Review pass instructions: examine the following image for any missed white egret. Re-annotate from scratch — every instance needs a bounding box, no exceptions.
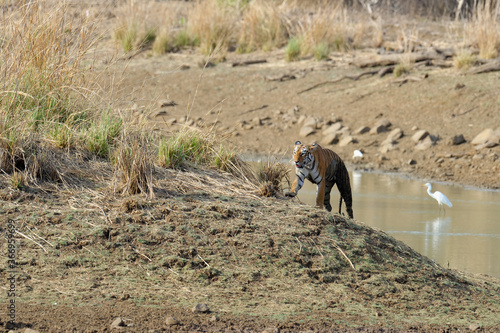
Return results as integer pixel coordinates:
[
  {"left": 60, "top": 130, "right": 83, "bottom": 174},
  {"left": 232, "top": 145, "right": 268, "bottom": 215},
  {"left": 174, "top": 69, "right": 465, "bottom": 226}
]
[
  {"left": 423, "top": 183, "right": 452, "bottom": 214},
  {"left": 353, "top": 150, "right": 363, "bottom": 159}
]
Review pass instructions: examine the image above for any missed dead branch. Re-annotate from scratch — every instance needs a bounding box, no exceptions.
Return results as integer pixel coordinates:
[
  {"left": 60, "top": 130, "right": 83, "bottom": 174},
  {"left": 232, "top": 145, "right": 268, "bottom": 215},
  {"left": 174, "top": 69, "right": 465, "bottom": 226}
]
[
  {"left": 354, "top": 52, "right": 445, "bottom": 68},
  {"left": 297, "top": 69, "right": 379, "bottom": 94},
  {"left": 239, "top": 104, "right": 268, "bottom": 115},
  {"left": 265, "top": 74, "right": 296, "bottom": 82},
  {"left": 465, "top": 60, "right": 500, "bottom": 75},
  {"left": 390, "top": 73, "right": 429, "bottom": 86},
  {"left": 232, "top": 59, "right": 267, "bottom": 67}
]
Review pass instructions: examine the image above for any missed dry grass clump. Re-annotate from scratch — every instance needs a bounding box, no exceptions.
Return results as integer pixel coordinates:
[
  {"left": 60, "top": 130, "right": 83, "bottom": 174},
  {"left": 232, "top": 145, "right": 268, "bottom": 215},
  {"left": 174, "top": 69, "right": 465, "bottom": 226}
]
[
  {"left": 157, "top": 128, "right": 243, "bottom": 174},
  {"left": 255, "top": 157, "right": 290, "bottom": 197},
  {"left": 187, "top": 0, "right": 236, "bottom": 57},
  {"left": 0, "top": 2, "right": 121, "bottom": 184},
  {"left": 113, "top": 1, "right": 165, "bottom": 52},
  {"left": 113, "top": 136, "right": 154, "bottom": 197},
  {"left": 454, "top": 49, "right": 477, "bottom": 70},
  {"left": 466, "top": 1, "right": 500, "bottom": 59},
  {"left": 237, "top": 0, "right": 288, "bottom": 53}
]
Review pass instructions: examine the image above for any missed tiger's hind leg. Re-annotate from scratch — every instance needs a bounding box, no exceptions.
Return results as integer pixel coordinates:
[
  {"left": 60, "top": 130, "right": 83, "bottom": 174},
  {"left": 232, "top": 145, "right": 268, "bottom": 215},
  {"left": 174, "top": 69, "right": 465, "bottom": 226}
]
[
  {"left": 323, "top": 181, "right": 335, "bottom": 212},
  {"left": 336, "top": 173, "right": 353, "bottom": 218},
  {"left": 337, "top": 181, "right": 353, "bottom": 218}
]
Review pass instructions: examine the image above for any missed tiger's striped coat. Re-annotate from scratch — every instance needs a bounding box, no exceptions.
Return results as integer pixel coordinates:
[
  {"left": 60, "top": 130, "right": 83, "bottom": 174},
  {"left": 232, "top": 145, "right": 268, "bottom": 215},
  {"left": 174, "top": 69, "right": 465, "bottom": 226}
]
[{"left": 286, "top": 141, "right": 354, "bottom": 218}]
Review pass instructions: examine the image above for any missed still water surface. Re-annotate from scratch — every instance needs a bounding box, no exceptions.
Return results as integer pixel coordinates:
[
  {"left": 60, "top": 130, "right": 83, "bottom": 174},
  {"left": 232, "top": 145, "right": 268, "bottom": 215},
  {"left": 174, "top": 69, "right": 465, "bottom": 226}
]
[{"left": 295, "top": 170, "right": 500, "bottom": 279}]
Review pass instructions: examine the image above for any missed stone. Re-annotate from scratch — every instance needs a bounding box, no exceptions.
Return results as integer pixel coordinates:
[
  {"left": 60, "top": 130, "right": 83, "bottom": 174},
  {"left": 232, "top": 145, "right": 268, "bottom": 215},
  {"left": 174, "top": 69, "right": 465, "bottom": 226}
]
[
  {"left": 322, "top": 122, "right": 343, "bottom": 135},
  {"left": 297, "top": 114, "right": 307, "bottom": 124},
  {"left": 158, "top": 99, "right": 177, "bottom": 107},
  {"left": 242, "top": 124, "right": 253, "bottom": 130},
  {"left": 386, "top": 128, "right": 403, "bottom": 141},
  {"left": 302, "top": 117, "right": 317, "bottom": 128},
  {"left": 24, "top": 329, "right": 41, "bottom": 333},
  {"left": 166, "top": 118, "right": 177, "bottom": 126},
  {"left": 252, "top": 117, "right": 262, "bottom": 126},
  {"left": 369, "top": 118, "right": 391, "bottom": 134},
  {"left": 192, "top": 303, "right": 210, "bottom": 313},
  {"left": 287, "top": 105, "right": 299, "bottom": 115},
  {"left": 411, "top": 130, "right": 429, "bottom": 143},
  {"left": 354, "top": 126, "right": 370, "bottom": 135},
  {"left": 469, "top": 323, "right": 480, "bottom": 331},
  {"left": 321, "top": 133, "right": 340, "bottom": 145},
  {"left": 471, "top": 128, "right": 494, "bottom": 145},
  {"left": 111, "top": 317, "right": 126, "bottom": 328},
  {"left": 165, "top": 316, "right": 179, "bottom": 326},
  {"left": 299, "top": 126, "right": 315, "bottom": 137},
  {"left": 379, "top": 142, "right": 397, "bottom": 153},
  {"left": 408, "top": 159, "right": 417, "bottom": 165},
  {"left": 338, "top": 136, "right": 355, "bottom": 147},
  {"left": 209, "top": 315, "right": 219, "bottom": 322},
  {"left": 450, "top": 134, "right": 466, "bottom": 145},
  {"left": 414, "top": 136, "right": 434, "bottom": 150}
]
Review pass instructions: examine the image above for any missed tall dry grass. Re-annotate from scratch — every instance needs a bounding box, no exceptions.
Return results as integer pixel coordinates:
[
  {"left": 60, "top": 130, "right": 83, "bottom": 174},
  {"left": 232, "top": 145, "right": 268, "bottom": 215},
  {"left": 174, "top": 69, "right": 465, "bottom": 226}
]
[
  {"left": 237, "top": 0, "right": 289, "bottom": 52},
  {"left": 467, "top": 1, "right": 500, "bottom": 59},
  {"left": 187, "top": 0, "right": 236, "bottom": 57},
  {"left": 0, "top": 1, "right": 107, "bottom": 182}
]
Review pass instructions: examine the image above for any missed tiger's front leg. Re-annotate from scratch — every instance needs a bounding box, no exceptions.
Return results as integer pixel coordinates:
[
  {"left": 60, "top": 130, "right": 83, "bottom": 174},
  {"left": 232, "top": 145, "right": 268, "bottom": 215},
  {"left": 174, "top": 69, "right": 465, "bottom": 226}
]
[
  {"left": 315, "top": 180, "right": 326, "bottom": 209},
  {"left": 286, "top": 177, "right": 301, "bottom": 197}
]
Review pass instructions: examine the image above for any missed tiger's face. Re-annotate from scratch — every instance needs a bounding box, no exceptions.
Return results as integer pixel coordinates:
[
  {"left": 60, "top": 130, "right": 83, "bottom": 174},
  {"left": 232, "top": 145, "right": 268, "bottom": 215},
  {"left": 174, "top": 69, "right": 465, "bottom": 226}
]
[{"left": 292, "top": 141, "right": 314, "bottom": 169}]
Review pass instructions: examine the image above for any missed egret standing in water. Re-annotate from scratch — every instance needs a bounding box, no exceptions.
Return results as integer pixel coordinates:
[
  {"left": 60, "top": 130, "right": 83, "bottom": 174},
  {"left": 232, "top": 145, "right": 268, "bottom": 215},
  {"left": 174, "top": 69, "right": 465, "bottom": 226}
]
[{"left": 423, "top": 183, "right": 453, "bottom": 214}]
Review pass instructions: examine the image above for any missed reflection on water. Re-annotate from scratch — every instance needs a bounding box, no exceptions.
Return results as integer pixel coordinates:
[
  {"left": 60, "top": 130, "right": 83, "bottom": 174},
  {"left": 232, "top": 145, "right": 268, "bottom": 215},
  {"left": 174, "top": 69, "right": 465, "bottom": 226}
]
[{"left": 295, "top": 170, "right": 500, "bottom": 279}]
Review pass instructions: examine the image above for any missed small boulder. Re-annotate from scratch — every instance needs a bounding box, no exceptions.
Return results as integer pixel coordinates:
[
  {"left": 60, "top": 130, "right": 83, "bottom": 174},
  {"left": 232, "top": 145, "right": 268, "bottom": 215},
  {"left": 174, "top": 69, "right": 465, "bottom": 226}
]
[
  {"left": 414, "top": 136, "right": 434, "bottom": 150},
  {"left": 252, "top": 117, "right": 262, "bottom": 126},
  {"left": 411, "top": 130, "right": 429, "bottom": 143},
  {"left": 322, "top": 122, "right": 343, "bottom": 136},
  {"left": 450, "top": 134, "right": 466, "bottom": 145},
  {"left": 302, "top": 117, "right": 317, "bottom": 128},
  {"left": 321, "top": 133, "right": 340, "bottom": 145},
  {"left": 297, "top": 114, "right": 307, "bottom": 124},
  {"left": 111, "top": 317, "right": 126, "bottom": 329},
  {"left": 192, "top": 303, "right": 210, "bottom": 313},
  {"left": 379, "top": 142, "right": 397, "bottom": 153},
  {"left": 165, "top": 316, "right": 179, "bottom": 326},
  {"left": 471, "top": 128, "right": 493, "bottom": 145},
  {"left": 471, "top": 128, "right": 500, "bottom": 146},
  {"left": 469, "top": 323, "right": 480, "bottom": 331},
  {"left": 369, "top": 118, "right": 391, "bottom": 134},
  {"left": 299, "top": 126, "right": 315, "bottom": 137},
  {"left": 339, "top": 136, "right": 356, "bottom": 147},
  {"left": 158, "top": 99, "right": 177, "bottom": 108},
  {"left": 387, "top": 128, "right": 404, "bottom": 141},
  {"left": 354, "top": 126, "right": 370, "bottom": 135}
]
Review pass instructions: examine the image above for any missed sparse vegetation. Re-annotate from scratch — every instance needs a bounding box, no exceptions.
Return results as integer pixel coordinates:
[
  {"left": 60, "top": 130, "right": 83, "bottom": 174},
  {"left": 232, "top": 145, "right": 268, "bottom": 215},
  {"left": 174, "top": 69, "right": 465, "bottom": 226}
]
[
  {"left": 285, "top": 38, "right": 302, "bottom": 62},
  {"left": 394, "top": 62, "right": 411, "bottom": 77},
  {"left": 255, "top": 157, "right": 290, "bottom": 197},
  {"left": 467, "top": 0, "right": 500, "bottom": 59},
  {"left": 454, "top": 49, "right": 477, "bottom": 70}
]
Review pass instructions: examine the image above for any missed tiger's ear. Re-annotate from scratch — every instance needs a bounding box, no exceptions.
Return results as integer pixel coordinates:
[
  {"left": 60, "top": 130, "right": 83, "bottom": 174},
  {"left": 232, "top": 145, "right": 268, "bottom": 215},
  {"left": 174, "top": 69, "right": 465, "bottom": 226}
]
[
  {"left": 310, "top": 142, "right": 319, "bottom": 151},
  {"left": 295, "top": 141, "right": 302, "bottom": 145}
]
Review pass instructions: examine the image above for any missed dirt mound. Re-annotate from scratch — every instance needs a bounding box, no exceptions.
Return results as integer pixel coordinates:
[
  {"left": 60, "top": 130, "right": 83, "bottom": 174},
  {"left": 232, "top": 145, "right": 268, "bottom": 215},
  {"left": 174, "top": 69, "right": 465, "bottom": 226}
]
[{"left": 1, "top": 164, "right": 499, "bottom": 332}]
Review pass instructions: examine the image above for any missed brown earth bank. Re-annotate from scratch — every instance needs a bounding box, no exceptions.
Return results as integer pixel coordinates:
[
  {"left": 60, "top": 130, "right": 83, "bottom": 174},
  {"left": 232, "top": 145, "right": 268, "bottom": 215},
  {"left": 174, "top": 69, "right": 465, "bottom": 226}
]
[
  {"left": 2, "top": 2, "right": 500, "bottom": 332},
  {"left": 1, "top": 165, "right": 500, "bottom": 333}
]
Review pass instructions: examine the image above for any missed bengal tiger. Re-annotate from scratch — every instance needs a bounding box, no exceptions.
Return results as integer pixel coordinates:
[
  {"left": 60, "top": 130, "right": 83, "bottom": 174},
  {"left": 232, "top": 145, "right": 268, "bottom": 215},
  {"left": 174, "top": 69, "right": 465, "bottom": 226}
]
[{"left": 285, "top": 141, "right": 354, "bottom": 218}]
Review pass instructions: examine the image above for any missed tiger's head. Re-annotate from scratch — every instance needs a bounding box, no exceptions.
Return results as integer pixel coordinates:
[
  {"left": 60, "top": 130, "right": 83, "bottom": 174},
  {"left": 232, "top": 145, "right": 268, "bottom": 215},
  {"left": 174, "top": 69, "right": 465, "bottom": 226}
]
[{"left": 292, "top": 141, "right": 316, "bottom": 169}]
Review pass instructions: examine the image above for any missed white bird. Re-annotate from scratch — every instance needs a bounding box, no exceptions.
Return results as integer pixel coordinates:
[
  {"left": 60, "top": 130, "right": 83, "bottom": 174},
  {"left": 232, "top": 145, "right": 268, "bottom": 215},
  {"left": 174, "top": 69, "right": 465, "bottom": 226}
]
[
  {"left": 423, "top": 183, "right": 452, "bottom": 214},
  {"left": 353, "top": 150, "right": 363, "bottom": 159}
]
